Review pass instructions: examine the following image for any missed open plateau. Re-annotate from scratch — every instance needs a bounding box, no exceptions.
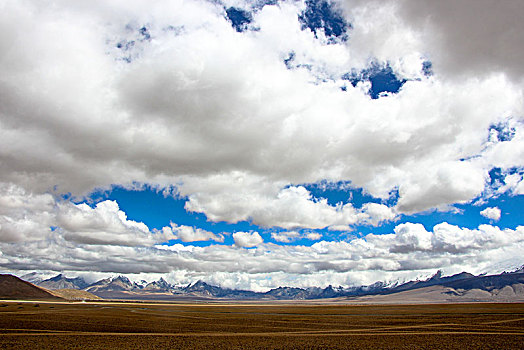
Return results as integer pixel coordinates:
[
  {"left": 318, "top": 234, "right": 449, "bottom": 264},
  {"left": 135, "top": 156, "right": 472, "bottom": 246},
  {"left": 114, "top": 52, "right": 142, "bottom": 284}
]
[
  {"left": 0, "top": 300, "right": 523, "bottom": 349},
  {"left": 1, "top": 271, "right": 524, "bottom": 348}
]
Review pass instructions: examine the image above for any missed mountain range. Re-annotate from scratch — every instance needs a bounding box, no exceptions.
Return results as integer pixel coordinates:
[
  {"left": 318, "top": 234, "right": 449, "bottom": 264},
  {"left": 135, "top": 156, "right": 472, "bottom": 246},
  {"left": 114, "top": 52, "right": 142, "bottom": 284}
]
[
  {"left": 12, "top": 266, "right": 523, "bottom": 302},
  {"left": 38, "top": 274, "right": 89, "bottom": 290}
]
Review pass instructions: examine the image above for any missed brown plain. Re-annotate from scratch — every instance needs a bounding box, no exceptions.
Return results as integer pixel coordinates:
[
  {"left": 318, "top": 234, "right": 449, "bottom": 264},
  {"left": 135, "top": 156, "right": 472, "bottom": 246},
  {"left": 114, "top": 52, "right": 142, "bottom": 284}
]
[{"left": 0, "top": 301, "right": 523, "bottom": 349}]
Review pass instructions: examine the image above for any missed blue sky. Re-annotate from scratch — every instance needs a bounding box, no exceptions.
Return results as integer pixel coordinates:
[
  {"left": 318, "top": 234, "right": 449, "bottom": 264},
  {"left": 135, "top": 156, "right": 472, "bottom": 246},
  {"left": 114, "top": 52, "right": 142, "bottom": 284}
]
[
  {"left": 86, "top": 177, "right": 524, "bottom": 248},
  {"left": 1, "top": 0, "right": 524, "bottom": 290}
]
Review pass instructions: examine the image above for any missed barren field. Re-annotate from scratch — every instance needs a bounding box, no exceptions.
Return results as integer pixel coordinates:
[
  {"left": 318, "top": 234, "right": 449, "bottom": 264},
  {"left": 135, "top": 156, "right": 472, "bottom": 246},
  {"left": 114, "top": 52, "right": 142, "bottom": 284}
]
[{"left": 0, "top": 301, "right": 523, "bottom": 349}]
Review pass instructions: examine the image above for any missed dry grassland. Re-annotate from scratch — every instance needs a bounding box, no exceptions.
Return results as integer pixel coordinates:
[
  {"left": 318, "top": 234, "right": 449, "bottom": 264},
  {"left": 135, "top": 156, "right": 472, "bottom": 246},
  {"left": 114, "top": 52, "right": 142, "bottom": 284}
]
[{"left": 0, "top": 301, "right": 523, "bottom": 349}]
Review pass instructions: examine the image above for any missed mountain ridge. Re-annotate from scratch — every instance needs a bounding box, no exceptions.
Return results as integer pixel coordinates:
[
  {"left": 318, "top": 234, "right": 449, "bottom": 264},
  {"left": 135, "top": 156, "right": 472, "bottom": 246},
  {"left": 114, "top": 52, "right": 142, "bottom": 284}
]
[
  {"left": 38, "top": 274, "right": 89, "bottom": 290},
  {"left": 15, "top": 268, "right": 524, "bottom": 301}
]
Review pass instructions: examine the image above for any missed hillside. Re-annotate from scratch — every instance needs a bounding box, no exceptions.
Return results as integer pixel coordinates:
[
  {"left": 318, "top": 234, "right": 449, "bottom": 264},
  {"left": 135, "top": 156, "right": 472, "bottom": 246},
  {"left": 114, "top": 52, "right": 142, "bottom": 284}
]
[
  {"left": 346, "top": 283, "right": 524, "bottom": 304},
  {"left": 49, "top": 289, "right": 101, "bottom": 301},
  {"left": 0, "top": 274, "right": 62, "bottom": 300}
]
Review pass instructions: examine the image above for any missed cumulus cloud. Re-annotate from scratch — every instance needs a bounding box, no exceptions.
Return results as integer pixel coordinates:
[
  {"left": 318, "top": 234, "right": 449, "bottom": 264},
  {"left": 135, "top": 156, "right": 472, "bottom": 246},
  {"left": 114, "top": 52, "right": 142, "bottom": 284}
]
[
  {"left": 270, "top": 230, "right": 323, "bottom": 243},
  {"left": 0, "top": 0, "right": 521, "bottom": 224},
  {"left": 480, "top": 207, "right": 502, "bottom": 221},
  {"left": 305, "top": 232, "right": 323, "bottom": 240},
  {"left": 0, "top": 183, "right": 55, "bottom": 242},
  {"left": 498, "top": 173, "right": 524, "bottom": 195},
  {"left": 344, "top": 0, "right": 524, "bottom": 82},
  {"left": 185, "top": 184, "right": 398, "bottom": 230},
  {"left": 233, "top": 231, "right": 263, "bottom": 248},
  {"left": 0, "top": 183, "right": 220, "bottom": 246},
  {"left": 509, "top": 175, "right": 524, "bottom": 195},
  {"left": 483, "top": 122, "right": 524, "bottom": 172},
  {"left": 271, "top": 231, "right": 301, "bottom": 243},
  {"left": 55, "top": 200, "right": 223, "bottom": 245},
  {"left": 396, "top": 161, "right": 487, "bottom": 214},
  {"left": 396, "top": 0, "right": 524, "bottom": 82},
  {"left": 168, "top": 224, "right": 224, "bottom": 243},
  {"left": 359, "top": 202, "right": 397, "bottom": 226},
  {"left": 56, "top": 200, "right": 174, "bottom": 246}
]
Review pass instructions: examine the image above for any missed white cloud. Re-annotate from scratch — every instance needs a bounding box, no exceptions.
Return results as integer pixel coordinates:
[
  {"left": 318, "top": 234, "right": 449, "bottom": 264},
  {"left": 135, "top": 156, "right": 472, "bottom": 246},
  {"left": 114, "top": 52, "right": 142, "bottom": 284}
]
[
  {"left": 271, "top": 231, "right": 300, "bottom": 243},
  {"left": 0, "top": 183, "right": 219, "bottom": 246},
  {"left": 516, "top": 180, "right": 524, "bottom": 195},
  {"left": 496, "top": 173, "right": 523, "bottom": 195},
  {"left": 271, "top": 230, "right": 322, "bottom": 243},
  {"left": 233, "top": 231, "right": 263, "bottom": 248},
  {"left": 168, "top": 224, "right": 224, "bottom": 243},
  {"left": 0, "top": 0, "right": 521, "bottom": 226},
  {"left": 0, "top": 183, "right": 55, "bottom": 242},
  {"left": 390, "top": 223, "right": 433, "bottom": 252},
  {"left": 305, "top": 232, "right": 322, "bottom": 241},
  {"left": 503, "top": 173, "right": 524, "bottom": 195},
  {"left": 56, "top": 200, "right": 174, "bottom": 246},
  {"left": 3, "top": 220, "right": 524, "bottom": 290},
  {"left": 396, "top": 161, "right": 487, "bottom": 214},
  {"left": 359, "top": 203, "right": 397, "bottom": 226},
  {"left": 185, "top": 183, "right": 399, "bottom": 230},
  {"left": 480, "top": 207, "right": 502, "bottom": 221},
  {"left": 483, "top": 123, "right": 524, "bottom": 171}
]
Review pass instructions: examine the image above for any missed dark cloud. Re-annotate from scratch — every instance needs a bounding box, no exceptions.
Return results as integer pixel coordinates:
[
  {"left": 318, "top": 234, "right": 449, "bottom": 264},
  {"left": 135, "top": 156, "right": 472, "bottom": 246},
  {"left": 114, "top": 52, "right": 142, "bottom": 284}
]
[{"left": 397, "top": 0, "right": 524, "bottom": 81}]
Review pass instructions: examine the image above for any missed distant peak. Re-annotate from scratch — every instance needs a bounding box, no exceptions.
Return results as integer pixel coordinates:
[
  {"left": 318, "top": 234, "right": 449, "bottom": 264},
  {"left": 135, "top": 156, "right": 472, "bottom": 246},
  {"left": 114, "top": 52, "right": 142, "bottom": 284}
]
[
  {"left": 51, "top": 273, "right": 64, "bottom": 281},
  {"left": 113, "top": 275, "right": 131, "bottom": 283},
  {"left": 511, "top": 265, "right": 524, "bottom": 274},
  {"left": 455, "top": 272, "right": 474, "bottom": 277},
  {"left": 429, "top": 270, "right": 442, "bottom": 280}
]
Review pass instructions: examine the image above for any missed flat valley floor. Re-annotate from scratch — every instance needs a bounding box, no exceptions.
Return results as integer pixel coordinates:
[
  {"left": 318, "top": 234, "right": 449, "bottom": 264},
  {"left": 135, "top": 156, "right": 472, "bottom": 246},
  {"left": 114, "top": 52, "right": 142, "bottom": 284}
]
[{"left": 0, "top": 301, "right": 523, "bottom": 349}]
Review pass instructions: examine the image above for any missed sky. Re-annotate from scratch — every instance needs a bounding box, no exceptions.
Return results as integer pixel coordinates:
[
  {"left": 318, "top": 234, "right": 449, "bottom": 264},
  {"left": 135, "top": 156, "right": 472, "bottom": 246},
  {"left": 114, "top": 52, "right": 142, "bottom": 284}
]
[{"left": 0, "top": 0, "right": 524, "bottom": 291}]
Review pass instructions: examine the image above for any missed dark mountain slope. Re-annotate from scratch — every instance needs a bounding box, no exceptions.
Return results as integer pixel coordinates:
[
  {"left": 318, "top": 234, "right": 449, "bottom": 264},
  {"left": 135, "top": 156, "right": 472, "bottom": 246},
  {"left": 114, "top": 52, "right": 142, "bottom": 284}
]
[
  {"left": 442, "top": 272, "right": 524, "bottom": 290},
  {"left": 0, "top": 274, "right": 62, "bottom": 300}
]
